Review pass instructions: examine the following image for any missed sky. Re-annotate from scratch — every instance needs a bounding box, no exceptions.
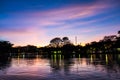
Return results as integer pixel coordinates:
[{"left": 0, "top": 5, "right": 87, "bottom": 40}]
[{"left": 0, "top": 0, "right": 120, "bottom": 47}]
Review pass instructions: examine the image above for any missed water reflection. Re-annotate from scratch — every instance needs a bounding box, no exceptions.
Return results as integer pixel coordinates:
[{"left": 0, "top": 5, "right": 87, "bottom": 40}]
[
  {"left": 0, "top": 56, "right": 11, "bottom": 75},
  {"left": 0, "top": 53, "right": 120, "bottom": 80},
  {"left": 50, "top": 54, "right": 74, "bottom": 75}
]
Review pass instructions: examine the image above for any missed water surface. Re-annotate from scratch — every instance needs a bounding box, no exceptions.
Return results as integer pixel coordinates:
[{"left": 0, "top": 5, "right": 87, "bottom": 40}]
[{"left": 0, "top": 54, "right": 120, "bottom": 80}]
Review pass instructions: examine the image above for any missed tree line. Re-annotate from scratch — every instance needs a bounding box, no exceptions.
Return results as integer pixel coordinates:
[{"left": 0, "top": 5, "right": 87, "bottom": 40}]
[{"left": 0, "top": 30, "right": 120, "bottom": 56}]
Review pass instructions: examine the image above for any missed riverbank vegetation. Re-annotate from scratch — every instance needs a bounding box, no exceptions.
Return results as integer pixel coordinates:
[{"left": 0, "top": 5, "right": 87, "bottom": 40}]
[{"left": 0, "top": 31, "right": 120, "bottom": 57}]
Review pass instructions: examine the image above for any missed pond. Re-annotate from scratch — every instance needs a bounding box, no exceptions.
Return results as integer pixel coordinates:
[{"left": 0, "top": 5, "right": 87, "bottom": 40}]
[{"left": 0, "top": 54, "right": 120, "bottom": 80}]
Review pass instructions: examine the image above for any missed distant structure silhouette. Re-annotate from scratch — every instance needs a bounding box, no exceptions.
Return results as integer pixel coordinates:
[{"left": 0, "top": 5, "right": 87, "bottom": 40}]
[{"left": 75, "top": 36, "right": 77, "bottom": 45}]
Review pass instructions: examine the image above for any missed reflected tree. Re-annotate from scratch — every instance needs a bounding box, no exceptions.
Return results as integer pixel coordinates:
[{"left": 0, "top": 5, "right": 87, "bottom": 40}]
[{"left": 0, "top": 57, "right": 11, "bottom": 70}]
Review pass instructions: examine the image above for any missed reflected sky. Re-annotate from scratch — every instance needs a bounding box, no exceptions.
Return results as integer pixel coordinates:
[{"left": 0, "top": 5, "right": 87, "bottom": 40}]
[
  {"left": 0, "top": 54, "right": 120, "bottom": 80},
  {"left": 0, "top": 0, "right": 120, "bottom": 46}
]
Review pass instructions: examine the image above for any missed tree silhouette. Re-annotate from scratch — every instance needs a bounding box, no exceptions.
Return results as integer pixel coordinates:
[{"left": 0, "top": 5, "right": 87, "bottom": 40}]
[
  {"left": 62, "top": 37, "right": 71, "bottom": 45},
  {"left": 50, "top": 37, "right": 63, "bottom": 47},
  {"left": 0, "top": 41, "right": 13, "bottom": 53},
  {"left": 118, "top": 30, "right": 120, "bottom": 34},
  {"left": 62, "top": 37, "right": 69, "bottom": 41},
  {"left": 118, "top": 30, "right": 120, "bottom": 37},
  {"left": 49, "top": 37, "right": 72, "bottom": 48}
]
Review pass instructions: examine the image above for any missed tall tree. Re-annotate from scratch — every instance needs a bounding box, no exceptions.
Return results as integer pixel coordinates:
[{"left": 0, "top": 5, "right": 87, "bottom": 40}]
[
  {"left": 0, "top": 40, "right": 13, "bottom": 53},
  {"left": 50, "top": 37, "right": 62, "bottom": 47},
  {"left": 62, "top": 37, "right": 71, "bottom": 45},
  {"left": 118, "top": 30, "right": 120, "bottom": 37}
]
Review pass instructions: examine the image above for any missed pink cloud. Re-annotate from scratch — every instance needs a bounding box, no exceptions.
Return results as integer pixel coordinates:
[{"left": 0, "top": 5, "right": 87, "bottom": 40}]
[
  {"left": 41, "top": 1, "right": 113, "bottom": 20},
  {"left": 9, "top": 0, "right": 114, "bottom": 22},
  {"left": 1, "top": 0, "right": 119, "bottom": 47},
  {"left": 3, "top": 0, "right": 115, "bottom": 31},
  {"left": 0, "top": 27, "right": 48, "bottom": 47}
]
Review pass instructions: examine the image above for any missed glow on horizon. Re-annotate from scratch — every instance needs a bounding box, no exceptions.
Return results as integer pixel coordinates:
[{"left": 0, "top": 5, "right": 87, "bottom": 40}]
[{"left": 0, "top": 0, "right": 120, "bottom": 47}]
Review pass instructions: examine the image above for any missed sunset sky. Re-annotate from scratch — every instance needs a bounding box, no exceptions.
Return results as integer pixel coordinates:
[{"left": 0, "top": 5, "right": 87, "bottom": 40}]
[{"left": 0, "top": 0, "right": 120, "bottom": 47}]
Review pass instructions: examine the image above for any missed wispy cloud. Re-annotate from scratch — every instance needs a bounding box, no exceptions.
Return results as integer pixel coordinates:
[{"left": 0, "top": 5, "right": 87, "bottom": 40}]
[
  {"left": 0, "top": 27, "right": 47, "bottom": 46},
  {"left": 30, "top": 2, "right": 112, "bottom": 21},
  {"left": 0, "top": 0, "right": 120, "bottom": 46}
]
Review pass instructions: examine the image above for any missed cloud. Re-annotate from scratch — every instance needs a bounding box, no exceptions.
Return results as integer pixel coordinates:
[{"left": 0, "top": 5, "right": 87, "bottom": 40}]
[
  {"left": 1, "top": 0, "right": 117, "bottom": 30},
  {"left": 38, "top": 0, "right": 116, "bottom": 20},
  {"left": 0, "top": 0, "right": 120, "bottom": 46},
  {"left": 3, "top": 0, "right": 115, "bottom": 22},
  {"left": 0, "top": 27, "right": 48, "bottom": 47}
]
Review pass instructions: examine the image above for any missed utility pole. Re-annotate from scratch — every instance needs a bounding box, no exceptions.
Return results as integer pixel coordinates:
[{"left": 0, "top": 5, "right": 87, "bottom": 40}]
[{"left": 75, "top": 36, "right": 77, "bottom": 45}]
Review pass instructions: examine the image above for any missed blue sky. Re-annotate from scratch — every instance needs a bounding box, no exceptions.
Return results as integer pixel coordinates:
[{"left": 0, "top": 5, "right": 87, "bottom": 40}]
[{"left": 0, "top": 0, "right": 120, "bottom": 47}]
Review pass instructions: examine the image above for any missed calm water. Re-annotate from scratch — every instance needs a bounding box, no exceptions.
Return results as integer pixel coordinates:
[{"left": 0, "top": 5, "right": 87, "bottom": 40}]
[{"left": 0, "top": 54, "right": 120, "bottom": 80}]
